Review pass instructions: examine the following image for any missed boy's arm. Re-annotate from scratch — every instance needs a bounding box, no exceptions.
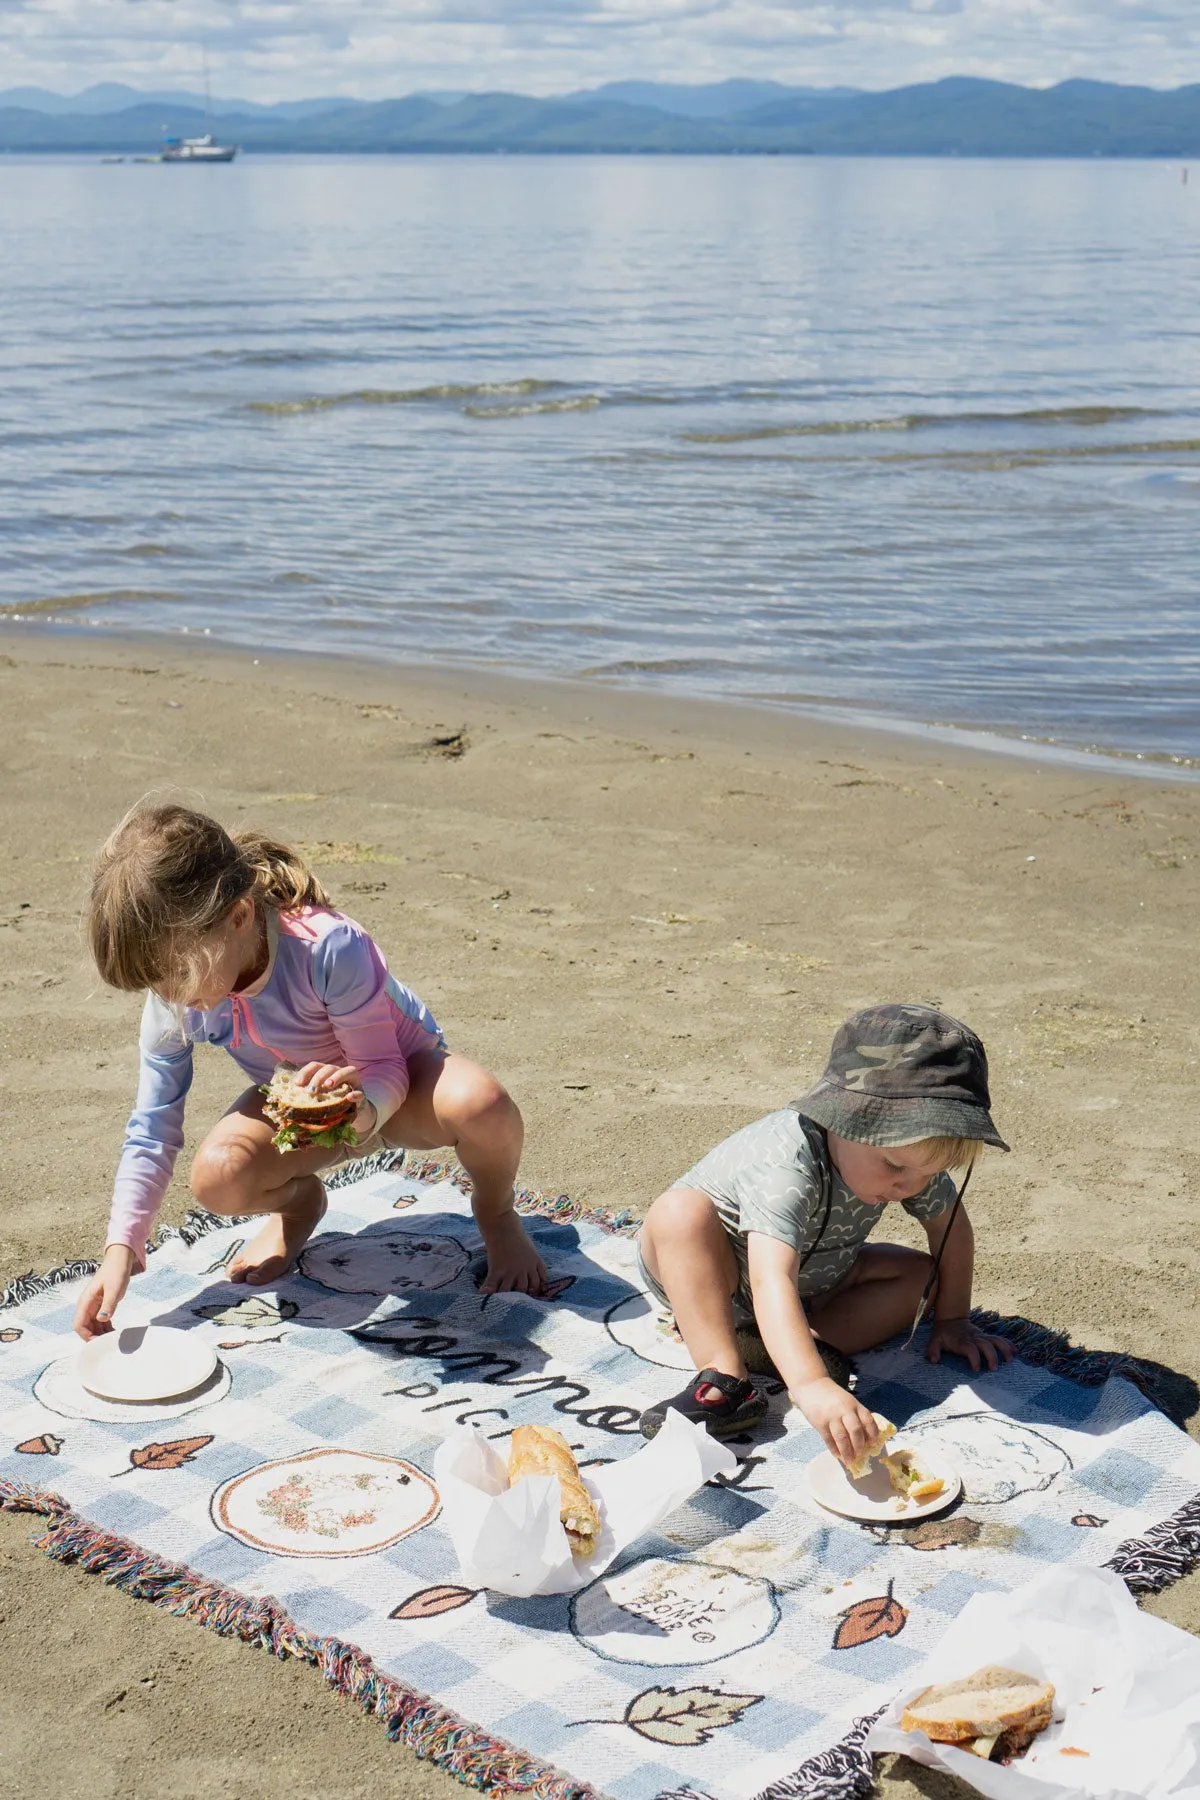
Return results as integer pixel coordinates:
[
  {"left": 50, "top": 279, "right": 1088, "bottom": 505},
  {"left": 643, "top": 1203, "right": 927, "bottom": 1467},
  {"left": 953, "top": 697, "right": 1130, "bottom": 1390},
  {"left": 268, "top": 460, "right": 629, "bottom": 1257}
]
[
  {"left": 746, "top": 1232, "right": 880, "bottom": 1465},
  {"left": 921, "top": 1204, "right": 1014, "bottom": 1372}
]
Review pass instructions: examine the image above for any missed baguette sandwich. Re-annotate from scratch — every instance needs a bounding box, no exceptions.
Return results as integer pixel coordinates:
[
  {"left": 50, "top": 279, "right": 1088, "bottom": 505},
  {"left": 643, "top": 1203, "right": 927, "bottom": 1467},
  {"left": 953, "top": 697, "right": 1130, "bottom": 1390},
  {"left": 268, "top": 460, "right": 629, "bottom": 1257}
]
[
  {"left": 901, "top": 1666, "right": 1055, "bottom": 1763},
  {"left": 261, "top": 1066, "right": 359, "bottom": 1153},
  {"left": 507, "top": 1424, "right": 601, "bottom": 1558}
]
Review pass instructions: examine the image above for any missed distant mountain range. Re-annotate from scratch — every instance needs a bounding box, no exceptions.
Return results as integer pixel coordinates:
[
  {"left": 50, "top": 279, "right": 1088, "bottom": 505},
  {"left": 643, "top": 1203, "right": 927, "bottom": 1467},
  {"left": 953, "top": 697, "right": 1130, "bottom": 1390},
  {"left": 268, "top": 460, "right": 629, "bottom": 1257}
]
[{"left": 0, "top": 77, "right": 1195, "bottom": 156}]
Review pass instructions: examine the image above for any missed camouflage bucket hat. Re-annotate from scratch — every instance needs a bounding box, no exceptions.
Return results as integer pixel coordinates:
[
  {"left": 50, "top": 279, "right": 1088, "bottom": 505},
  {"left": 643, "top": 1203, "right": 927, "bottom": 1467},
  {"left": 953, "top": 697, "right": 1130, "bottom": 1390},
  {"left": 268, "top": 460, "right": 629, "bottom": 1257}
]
[{"left": 795, "top": 1002, "right": 1009, "bottom": 1151}]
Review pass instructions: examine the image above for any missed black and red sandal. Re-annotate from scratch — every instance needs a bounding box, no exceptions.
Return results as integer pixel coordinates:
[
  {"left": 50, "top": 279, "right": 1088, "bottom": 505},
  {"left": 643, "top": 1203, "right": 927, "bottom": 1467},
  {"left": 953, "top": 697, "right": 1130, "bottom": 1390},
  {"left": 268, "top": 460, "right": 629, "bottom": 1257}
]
[{"left": 639, "top": 1367, "right": 769, "bottom": 1441}]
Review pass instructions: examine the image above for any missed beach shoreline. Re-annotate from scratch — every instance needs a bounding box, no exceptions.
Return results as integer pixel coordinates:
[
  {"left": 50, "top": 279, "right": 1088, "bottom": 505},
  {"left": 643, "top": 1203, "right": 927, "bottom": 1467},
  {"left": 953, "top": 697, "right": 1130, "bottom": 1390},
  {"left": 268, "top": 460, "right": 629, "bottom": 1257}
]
[
  {"left": 5, "top": 620, "right": 1199, "bottom": 785},
  {"left": 2, "top": 628, "right": 1198, "bottom": 1800}
]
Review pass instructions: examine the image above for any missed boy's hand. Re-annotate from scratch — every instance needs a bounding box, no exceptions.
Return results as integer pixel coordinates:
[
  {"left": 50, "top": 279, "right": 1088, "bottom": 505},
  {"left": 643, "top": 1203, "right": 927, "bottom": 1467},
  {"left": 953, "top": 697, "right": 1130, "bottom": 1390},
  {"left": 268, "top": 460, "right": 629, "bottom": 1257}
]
[
  {"left": 478, "top": 1210, "right": 548, "bottom": 1296},
  {"left": 927, "top": 1316, "right": 1014, "bottom": 1372},
  {"left": 74, "top": 1244, "right": 137, "bottom": 1340},
  {"left": 793, "top": 1376, "right": 880, "bottom": 1466}
]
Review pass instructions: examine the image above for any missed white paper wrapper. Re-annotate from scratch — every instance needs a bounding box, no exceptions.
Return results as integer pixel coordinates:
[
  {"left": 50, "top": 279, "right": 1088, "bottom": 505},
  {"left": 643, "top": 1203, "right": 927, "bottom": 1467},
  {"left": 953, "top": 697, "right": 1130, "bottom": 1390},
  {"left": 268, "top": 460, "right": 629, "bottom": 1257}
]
[
  {"left": 432, "top": 1407, "right": 739, "bottom": 1597},
  {"left": 867, "top": 1565, "right": 1200, "bottom": 1800}
]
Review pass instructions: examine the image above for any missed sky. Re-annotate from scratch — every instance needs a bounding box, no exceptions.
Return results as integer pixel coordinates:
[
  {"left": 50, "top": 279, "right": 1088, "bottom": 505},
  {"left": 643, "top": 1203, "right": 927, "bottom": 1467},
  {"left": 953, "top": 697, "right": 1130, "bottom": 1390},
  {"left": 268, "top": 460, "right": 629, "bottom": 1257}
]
[{"left": 1, "top": 0, "right": 1195, "bottom": 101}]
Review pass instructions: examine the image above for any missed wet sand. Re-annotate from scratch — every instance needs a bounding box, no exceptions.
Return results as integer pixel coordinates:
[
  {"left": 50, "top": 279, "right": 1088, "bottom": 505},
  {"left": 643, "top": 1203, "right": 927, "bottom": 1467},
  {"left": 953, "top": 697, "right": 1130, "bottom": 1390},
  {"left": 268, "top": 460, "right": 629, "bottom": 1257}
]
[{"left": 1, "top": 630, "right": 1197, "bottom": 1800}]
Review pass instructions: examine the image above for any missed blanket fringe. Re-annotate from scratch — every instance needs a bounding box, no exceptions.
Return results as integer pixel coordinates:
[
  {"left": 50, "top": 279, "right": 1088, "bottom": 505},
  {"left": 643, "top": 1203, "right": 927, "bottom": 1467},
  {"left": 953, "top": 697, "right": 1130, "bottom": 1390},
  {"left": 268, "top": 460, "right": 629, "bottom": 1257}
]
[
  {"left": 0, "top": 1479, "right": 599, "bottom": 1800},
  {"left": 752, "top": 1710, "right": 881, "bottom": 1800},
  {"left": 969, "top": 1307, "right": 1186, "bottom": 1415},
  {"left": 1106, "top": 1491, "right": 1200, "bottom": 1595}
]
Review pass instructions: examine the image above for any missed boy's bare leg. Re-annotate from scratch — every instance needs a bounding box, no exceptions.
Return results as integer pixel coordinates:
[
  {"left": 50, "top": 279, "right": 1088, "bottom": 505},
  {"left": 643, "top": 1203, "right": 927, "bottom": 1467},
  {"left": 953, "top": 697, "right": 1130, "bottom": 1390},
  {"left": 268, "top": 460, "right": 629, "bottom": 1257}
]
[
  {"left": 639, "top": 1186, "right": 745, "bottom": 1387},
  {"left": 380, "top": 1049, "right": 539, "bottom": 1294},
  {"left": 806, "top": 1244, "right": 936, "bottom": 1355},
  {"left": 190, "top": 1089, "right": 335, "bottom": 1285}
]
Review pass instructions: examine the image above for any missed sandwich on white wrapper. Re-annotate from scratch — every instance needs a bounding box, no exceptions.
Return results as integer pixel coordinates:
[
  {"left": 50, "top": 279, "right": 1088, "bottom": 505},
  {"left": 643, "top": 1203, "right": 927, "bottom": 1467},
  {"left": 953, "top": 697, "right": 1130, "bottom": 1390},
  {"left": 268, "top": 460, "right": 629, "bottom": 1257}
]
[{"left": 901, "top": 1665, "right": 1056, "bottom": 1763}]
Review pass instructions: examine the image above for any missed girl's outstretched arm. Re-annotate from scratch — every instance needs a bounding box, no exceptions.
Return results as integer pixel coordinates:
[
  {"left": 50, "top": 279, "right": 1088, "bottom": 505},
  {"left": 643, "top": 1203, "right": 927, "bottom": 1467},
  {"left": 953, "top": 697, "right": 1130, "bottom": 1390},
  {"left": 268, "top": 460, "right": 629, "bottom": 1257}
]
[{"left": 75, "top": 996, "right": 195, "bottom": 1338}]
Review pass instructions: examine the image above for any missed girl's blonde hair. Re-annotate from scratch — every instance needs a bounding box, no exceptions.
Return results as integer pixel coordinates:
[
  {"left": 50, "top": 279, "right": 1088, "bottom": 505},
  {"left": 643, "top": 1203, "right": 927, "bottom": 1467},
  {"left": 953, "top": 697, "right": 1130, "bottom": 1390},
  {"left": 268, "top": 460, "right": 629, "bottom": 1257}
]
[{"left": 88, "top": 802, "right": 330, "bottom": 997}]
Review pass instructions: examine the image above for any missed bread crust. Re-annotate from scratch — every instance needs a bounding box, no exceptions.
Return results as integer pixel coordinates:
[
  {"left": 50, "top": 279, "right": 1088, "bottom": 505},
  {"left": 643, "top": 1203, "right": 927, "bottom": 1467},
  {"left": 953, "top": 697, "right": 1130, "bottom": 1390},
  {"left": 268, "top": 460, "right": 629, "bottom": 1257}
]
[
  {"left": 844, "top": 1413, "right": 896, "bottom": 1479},
  {"left": 901, "top": 1667, "right": 1055, "bottom": 1744},
  {"left": 507, "top": 1423, "right": 601, "bottom": 1557}
]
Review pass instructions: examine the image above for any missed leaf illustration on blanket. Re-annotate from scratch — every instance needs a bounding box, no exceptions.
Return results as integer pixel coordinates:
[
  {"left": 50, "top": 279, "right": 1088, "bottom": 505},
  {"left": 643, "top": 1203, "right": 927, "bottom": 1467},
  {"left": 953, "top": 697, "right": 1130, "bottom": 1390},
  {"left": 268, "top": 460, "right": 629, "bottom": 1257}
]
[
  {"left": 390, "top": 1584, "right": 479, "bottom": 1619},
  {"left": 899, "top": 1515, "right": 982, "bottom": 1552},
  {"left": 0, "top": 1327, "right": 23, "bottom": 1343},
  {"left": 16, "top": 1433, "right": 62, "bottom": 1455},
  {"left": 540, "top": 1276, "right": 576, "bottom": 1301},
  {"left": 833, "top": 1581, "right": 907, "bottom": 1650},
  {"left": 1073, "top": 1513, "right": 1108, "bottom": 1528},
  {"left": 625, "top": 1686, "right": 763, "bottom": 1746},
  {"left": 203, "top": 1238, "right": 245, "bottom": 1274},
  {"left": 193, "top": 1295, "right": 299, "bottom": 1329},
  {"left": 120, "top": 1434, "right": 214, "bottom": 1474}
]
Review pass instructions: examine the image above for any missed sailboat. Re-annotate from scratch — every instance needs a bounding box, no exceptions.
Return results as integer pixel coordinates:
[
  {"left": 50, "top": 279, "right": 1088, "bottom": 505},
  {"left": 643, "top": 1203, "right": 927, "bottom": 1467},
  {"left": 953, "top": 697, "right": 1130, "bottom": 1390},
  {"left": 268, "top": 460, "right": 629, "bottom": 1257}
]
[{"left": 161, "top": 49, "right": 238, "bottom": 161}]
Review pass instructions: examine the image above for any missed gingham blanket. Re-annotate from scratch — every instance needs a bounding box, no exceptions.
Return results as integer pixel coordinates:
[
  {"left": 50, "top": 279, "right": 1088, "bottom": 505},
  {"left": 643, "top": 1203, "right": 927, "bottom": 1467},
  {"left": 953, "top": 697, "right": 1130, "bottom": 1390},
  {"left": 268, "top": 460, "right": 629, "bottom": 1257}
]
[{"left": 2, "top": 1158, "right": 1199, "bottom": 1800}]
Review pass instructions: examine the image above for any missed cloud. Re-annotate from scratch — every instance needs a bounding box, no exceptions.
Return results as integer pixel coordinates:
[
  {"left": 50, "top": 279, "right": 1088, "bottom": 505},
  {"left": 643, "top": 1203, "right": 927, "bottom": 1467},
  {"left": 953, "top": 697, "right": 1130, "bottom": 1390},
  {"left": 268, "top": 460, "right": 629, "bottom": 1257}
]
[{"left": 1, "top": 0, "right": 1196, "bottom": 98}]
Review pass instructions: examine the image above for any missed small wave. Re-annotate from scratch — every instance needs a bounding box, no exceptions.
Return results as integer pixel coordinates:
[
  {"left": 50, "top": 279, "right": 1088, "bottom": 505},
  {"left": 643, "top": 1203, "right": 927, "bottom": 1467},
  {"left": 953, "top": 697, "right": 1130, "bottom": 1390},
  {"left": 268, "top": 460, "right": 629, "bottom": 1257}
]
[
  {"left": 119, "top": 542, "right": 175, "bottom": 559},
  {"left": 464, "top": 395, "right": 600, "bottom": 419},
  {"left": 682, "top": 404, "right": 1168, "bottom": 446},
  {"left": 249, "top": 379, "right": 560, "bottom": 416},
  {"left": 0, "top": 589, "right": 181, "bottom": 616},
  {"left": 578, "top": 657, "right": 733, "bottom": 676}
]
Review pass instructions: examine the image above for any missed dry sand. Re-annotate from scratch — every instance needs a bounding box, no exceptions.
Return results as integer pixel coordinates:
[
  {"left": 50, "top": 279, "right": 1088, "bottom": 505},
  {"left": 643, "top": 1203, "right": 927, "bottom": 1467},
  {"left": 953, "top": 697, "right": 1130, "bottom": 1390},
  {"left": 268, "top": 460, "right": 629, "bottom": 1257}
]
[{"left": 1, "top": 630, "right": 1197, "bottom": 1800}]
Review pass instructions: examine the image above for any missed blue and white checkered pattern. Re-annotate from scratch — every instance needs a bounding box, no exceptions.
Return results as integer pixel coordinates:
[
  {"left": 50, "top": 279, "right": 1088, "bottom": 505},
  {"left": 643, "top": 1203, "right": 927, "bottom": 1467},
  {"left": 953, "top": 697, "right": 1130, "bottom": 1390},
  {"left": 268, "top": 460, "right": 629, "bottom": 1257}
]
[{"left": 2, "top": 1167, "right": 1199, "bottom": 1800}]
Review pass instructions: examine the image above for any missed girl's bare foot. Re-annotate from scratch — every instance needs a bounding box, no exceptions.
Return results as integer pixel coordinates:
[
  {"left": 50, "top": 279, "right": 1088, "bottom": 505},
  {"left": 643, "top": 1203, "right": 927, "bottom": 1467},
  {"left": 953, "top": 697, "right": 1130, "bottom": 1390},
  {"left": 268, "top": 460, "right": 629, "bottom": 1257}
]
[{"left": 229, "top": 1178, "right": 326, "bottom": 1285}]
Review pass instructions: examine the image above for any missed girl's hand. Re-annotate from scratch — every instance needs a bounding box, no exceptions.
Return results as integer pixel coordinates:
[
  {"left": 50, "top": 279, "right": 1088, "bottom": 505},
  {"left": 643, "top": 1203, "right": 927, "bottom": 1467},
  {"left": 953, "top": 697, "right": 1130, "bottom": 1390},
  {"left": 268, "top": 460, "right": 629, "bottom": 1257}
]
[
  {"left": 927, "top": 1316, "right": 1014, "bottom": 1372},
  {"left": 792, "top": 1376, "right": 881, "bottom": 1466},
  {"left": 296, "top": 1061, "right": 363, "bottom": 1099},
  {"left": 74, "top": 1244, "right": 137, "bottom": 1341}
]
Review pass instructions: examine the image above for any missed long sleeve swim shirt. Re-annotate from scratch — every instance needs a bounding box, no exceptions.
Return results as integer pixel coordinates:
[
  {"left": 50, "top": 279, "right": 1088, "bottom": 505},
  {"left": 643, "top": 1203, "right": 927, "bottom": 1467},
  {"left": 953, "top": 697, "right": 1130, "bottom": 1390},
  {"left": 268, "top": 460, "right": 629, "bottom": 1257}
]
[{"left": 107, "top": 908, "right": 443, "bottom": 1264}]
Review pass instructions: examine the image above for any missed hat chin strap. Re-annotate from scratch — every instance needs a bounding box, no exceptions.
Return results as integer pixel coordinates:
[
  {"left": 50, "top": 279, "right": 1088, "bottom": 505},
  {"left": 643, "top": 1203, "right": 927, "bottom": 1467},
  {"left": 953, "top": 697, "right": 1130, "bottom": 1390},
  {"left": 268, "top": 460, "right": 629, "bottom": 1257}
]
[{"left": 900, "top": 1160, "right": 974, "bottom": 1351}]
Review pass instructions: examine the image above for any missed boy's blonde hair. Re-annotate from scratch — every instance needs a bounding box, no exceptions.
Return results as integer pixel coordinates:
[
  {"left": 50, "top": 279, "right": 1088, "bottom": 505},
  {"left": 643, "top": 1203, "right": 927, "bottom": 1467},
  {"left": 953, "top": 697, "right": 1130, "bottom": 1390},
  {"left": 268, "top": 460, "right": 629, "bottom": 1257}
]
[
  {"left": 908, "top": 1135, "right": 984, "bottom": 1174},
  {"left": 88, "top": 802, "right": 331, "bottom": 998}
]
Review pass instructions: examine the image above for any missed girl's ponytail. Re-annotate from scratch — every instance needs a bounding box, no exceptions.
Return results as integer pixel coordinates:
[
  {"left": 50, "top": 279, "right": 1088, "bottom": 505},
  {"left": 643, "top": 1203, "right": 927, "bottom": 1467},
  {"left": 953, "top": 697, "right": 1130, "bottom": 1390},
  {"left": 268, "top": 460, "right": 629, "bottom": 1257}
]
[{"left": 230, "top": 831, "right": 330, "bottom": 912}]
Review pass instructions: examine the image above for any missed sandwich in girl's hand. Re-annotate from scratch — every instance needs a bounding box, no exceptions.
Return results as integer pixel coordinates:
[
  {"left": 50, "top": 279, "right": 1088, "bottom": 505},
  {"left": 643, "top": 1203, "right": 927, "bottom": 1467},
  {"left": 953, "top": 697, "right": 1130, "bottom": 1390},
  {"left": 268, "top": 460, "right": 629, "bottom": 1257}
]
[{"left": 261, "top": 1065, "right": 360, "bottom": 1152}]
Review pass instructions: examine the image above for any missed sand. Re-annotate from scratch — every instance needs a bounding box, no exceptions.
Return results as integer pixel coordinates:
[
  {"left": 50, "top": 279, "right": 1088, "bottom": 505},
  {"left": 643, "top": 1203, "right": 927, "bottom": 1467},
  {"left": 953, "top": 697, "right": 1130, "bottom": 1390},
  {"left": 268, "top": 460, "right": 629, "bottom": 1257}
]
[{"left": 1, "top": 629, "right": 1197, "bottom": 1800}]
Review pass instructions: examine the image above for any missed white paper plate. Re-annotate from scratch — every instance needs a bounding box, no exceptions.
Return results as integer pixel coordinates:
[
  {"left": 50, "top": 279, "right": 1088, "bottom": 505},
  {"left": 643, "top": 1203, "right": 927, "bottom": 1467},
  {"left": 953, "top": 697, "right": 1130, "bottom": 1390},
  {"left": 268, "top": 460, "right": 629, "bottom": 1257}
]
[
  {"left": 78, "top": 1325, "right": 219, "bottom": 1403},
  {"left": 805, "top": 1445, "right": 960, "bottom": 1522}
]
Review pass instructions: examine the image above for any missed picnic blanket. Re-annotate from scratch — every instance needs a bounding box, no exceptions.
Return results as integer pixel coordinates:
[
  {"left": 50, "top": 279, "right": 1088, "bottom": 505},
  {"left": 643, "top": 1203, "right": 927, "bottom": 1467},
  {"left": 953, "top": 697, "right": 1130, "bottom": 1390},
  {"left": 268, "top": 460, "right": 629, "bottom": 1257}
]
[{"left": 3, "top": 1155, "right": 1200, "bottom": 1800}]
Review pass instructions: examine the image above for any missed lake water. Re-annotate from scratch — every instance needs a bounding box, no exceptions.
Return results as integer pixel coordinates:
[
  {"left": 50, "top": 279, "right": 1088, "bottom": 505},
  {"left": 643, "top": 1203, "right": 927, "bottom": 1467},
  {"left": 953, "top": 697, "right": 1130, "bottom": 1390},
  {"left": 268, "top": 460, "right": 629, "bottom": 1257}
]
[{"left": 1, "top": 154, "right": 1197, "bottom": 763}]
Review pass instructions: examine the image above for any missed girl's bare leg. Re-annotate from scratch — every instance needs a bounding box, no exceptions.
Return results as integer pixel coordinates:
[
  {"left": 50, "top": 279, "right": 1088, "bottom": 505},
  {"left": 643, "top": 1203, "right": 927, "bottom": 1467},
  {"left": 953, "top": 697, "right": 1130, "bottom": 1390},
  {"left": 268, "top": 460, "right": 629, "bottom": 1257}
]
[
  {"left": 381, "top": 1049, "right": 539, "bottom": 1294},
  {"left": 806, "top": 1243, "right": 936, "bottom": 1354},
  {"left": 639, "top": 1186, "right": 744, "bottom": 1384},
  {"left": 189, "top": 1088, "right": 339, "bottom": 1285}
]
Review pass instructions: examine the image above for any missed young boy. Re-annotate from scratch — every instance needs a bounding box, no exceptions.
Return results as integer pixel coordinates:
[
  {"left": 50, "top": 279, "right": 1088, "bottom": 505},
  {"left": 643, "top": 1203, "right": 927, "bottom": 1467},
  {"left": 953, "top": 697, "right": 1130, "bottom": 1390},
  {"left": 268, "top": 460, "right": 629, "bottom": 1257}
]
[{"left": 637, "top": 1003, "right": 1014, "bottom": 1465}]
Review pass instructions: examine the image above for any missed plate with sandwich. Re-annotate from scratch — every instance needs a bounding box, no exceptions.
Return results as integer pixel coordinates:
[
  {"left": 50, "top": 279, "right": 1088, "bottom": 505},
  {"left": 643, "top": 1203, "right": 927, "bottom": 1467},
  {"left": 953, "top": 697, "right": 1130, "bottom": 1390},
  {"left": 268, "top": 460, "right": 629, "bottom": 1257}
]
[
  {"left": 806, "top": 1412, "right": 959, "bottom": 1521},
  {"left": 262, "top": 1066, "right": 360, "bottom": 1153}
]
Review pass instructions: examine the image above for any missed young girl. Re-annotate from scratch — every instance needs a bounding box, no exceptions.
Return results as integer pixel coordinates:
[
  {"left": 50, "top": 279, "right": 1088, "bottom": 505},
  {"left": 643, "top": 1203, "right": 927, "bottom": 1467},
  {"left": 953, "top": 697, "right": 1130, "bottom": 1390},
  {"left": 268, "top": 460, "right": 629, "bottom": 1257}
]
[{"left": 74, "top": 802, "right": 545, "bottom": 1340}]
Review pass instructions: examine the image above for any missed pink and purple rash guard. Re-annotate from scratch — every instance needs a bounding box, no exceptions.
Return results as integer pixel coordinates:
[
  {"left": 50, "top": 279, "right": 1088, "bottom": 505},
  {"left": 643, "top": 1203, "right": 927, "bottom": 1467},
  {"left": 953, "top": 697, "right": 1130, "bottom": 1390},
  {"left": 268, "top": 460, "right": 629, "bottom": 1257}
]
[{"left": 108, "top": 907, "right": 444, "bottom": 1265}]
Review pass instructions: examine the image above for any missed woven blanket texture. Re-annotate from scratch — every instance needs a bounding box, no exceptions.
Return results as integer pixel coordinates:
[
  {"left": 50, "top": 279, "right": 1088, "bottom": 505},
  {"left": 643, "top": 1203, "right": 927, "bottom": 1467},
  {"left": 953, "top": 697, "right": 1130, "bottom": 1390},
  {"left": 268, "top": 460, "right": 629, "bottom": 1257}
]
[{"left": 2, "top": 1158, "right": 1199, "bottom": 1800}]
